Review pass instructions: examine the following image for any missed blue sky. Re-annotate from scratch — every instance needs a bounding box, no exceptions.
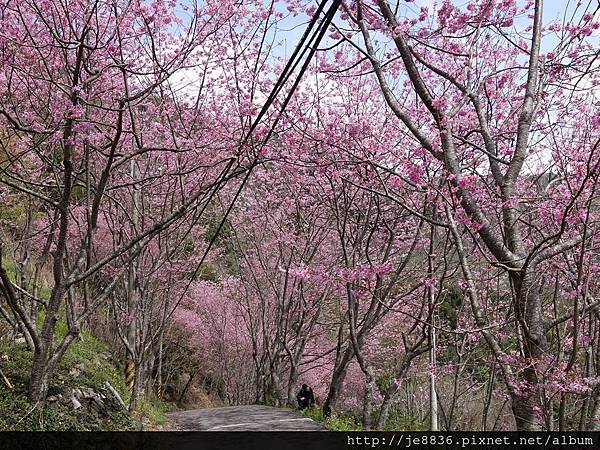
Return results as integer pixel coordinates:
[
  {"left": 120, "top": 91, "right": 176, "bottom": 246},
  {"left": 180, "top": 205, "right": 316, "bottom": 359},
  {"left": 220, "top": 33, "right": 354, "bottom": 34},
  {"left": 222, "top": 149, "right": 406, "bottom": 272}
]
[
  {"left": 173, "top": 1, "right": 597, "bottom": 64},
  {"left": 169, "top": 1, "right": 598, "bottom": 98}
]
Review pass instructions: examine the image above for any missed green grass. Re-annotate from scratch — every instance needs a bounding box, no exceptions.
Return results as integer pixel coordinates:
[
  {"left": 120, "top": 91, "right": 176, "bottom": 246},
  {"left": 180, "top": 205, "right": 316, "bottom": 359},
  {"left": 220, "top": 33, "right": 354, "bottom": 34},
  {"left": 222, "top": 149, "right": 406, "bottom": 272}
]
[
  {"left": 0, "top": 316, "right": 176, "bottom": 430},
  {"left": 0, "top": 335, "right": 135, "bottom": 430},
  {"left": 301, "top": 406, "right": 364, "bottom": 431},
  {"left": 54, "top": 320, "right": 131, "bottom": 404},
  {"left": 0, "top": 259, "right": 170, "bottom": 430},
  {"left": 0, "top": 322, "right": 173, "bottom": 430},
  {"left": 378, "top": 411, "right": 429, "bottom": 431},
  {"left": 0, "top": 203, "right": 24, "bottom": 225},
  {"left": 301, "top": 405, "right": 324, "bottom": 423},
  {"left": 136, "top": 396, "right": 176, "bottom": 427},
  {"left": 301, "top": 405, "right": 429, "bottom": 431}
]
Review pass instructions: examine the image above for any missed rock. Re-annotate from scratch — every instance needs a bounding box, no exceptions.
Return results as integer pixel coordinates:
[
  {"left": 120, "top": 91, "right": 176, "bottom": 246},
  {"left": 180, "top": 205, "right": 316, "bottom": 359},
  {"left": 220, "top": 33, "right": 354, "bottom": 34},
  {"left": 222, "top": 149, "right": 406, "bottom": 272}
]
[
  {"left": 74, "top": 387, "right": 105, "bottom": 408},
  {"left": 72, "top": 396, "right": 82, "bottom": 409},
  {"left": 57, "top": 386, "right": 108, "bottom": 413},
  {"left": 66, "top": 389, "right": 82, "bottom": 409},
  {"left": 69, "top": 363, "right": 86, "bottom": 376}
]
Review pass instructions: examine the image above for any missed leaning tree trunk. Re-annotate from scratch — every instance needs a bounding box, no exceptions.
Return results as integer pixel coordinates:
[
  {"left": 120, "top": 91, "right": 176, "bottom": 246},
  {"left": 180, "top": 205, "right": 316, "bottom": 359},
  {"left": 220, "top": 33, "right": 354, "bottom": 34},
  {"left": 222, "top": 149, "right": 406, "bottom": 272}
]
[
  {"left": 589, "top": 388, "right": 600, "bottom": 430},
  {"left": 375, "top": 348, "right": 426, "bottom": 430},
  {"left": 322, "top": 345, "right": 354, "bottom": 417}
]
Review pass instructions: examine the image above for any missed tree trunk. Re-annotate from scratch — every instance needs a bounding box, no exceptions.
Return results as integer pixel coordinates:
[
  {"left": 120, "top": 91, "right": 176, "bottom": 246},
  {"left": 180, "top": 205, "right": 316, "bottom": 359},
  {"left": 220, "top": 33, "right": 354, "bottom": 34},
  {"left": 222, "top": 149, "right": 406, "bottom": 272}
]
[
  {"left": 429, "top": 298, "right": 438, "bottom": 429},
  {"left": 29, "top": 310, "right": 61, "bottom": 403},
  {"left": 287, "top": 362, "right": 299, "bottom": 406},
  {"left": 322, "top": 346, "right": 353, "bottom": 417},
  {"left": 375, "top": 350, "right": 425, "bottom": 430},
  {"left": 129, "top": 360, "right": 145, "bottom": 411},
  {"left": 482, "top": 361, "right": 496, "bottom": 431},
  {"left": 376, "top": 391, "right": 394, "bottom": 431},
  {"left": 29, "top": 360, "right": 51, "bottom": 404},
  {"left": 29, "top": 343, "right": 53, "bottom": 403},
  {"left": 589, "top": 388, "right": 600, "bottom": 430},
  {"left": 362, "top": 374, "right": 375, "bottom": 430},
  {"left": 510, "top": 270, "right": 547, "bottom": 431}
]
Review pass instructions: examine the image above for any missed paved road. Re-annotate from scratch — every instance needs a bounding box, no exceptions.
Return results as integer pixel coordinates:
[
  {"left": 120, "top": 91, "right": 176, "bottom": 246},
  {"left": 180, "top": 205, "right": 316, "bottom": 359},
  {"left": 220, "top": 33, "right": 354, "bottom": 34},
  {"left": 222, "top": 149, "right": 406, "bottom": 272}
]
[{"left": 166, "top": 404, "right": 328, "bottom": 431}]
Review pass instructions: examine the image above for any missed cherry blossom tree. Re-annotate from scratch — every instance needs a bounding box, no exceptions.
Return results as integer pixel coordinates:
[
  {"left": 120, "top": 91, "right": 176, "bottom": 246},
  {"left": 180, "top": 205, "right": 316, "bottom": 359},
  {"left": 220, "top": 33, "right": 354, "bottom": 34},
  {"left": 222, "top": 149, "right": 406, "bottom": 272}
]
[
  {"left": 320, "top": 0, "right": 600, "bottom": 431},
  {"left": 0, "top": 0, "right": 264, "bottom": 403},
  {"left": 1, "top": 0, "right": 599, "bottom": 432}
]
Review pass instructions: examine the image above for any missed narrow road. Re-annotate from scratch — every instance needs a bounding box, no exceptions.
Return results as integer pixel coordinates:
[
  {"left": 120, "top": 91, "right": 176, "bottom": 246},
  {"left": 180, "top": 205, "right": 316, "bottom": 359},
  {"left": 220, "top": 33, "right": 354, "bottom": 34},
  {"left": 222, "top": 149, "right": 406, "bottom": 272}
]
[{"left": 166, "top": 404, "right": 328, "bottom": 431}]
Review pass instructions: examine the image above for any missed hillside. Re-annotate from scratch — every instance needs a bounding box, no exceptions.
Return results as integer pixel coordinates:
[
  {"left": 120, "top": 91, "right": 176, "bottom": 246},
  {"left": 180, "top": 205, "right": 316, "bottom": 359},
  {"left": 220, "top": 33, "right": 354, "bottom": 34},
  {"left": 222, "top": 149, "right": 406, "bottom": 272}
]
[{"left": 0, "top": 322, "right": 169, "bottom": 431}]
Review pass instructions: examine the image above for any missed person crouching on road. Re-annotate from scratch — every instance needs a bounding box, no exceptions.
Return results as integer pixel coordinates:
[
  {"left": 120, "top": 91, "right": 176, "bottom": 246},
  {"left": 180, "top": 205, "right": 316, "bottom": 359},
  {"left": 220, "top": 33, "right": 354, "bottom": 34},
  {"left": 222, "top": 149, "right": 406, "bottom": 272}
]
[{"left": 297, "top": 384, "right": 315, "bottom": 410}]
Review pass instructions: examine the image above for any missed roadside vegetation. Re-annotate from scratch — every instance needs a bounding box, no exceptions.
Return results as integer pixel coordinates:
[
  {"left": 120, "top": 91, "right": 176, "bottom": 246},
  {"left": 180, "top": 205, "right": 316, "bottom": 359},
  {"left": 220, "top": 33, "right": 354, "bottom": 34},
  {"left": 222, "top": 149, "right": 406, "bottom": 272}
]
[{"left": 0, "top": 321, "right": 169, "bottom": 430}]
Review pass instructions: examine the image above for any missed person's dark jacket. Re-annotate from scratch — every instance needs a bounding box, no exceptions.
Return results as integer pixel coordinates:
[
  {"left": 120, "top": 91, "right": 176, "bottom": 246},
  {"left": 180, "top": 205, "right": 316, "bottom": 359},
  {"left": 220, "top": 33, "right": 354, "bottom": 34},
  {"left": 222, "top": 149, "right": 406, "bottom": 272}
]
[{"left": 296, "top": 387, "right": 315, "bottom": 409}]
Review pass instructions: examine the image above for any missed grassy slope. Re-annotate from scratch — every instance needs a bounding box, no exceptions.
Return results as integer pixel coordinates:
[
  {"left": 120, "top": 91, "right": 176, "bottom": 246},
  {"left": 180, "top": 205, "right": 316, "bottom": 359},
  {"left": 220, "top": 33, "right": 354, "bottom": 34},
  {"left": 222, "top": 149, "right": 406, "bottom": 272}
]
[
  {"left": 301, "top": 406, "right": 362, "bottom": 431},
  {"left": 301, "top": 405, "right": 429, "bottom": 431},
  {"left": 0, "top": 240, "right": 172, "bottom": 430},
  {"left": 0, "top": 321, "right": 170, "bottom": 430}
]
